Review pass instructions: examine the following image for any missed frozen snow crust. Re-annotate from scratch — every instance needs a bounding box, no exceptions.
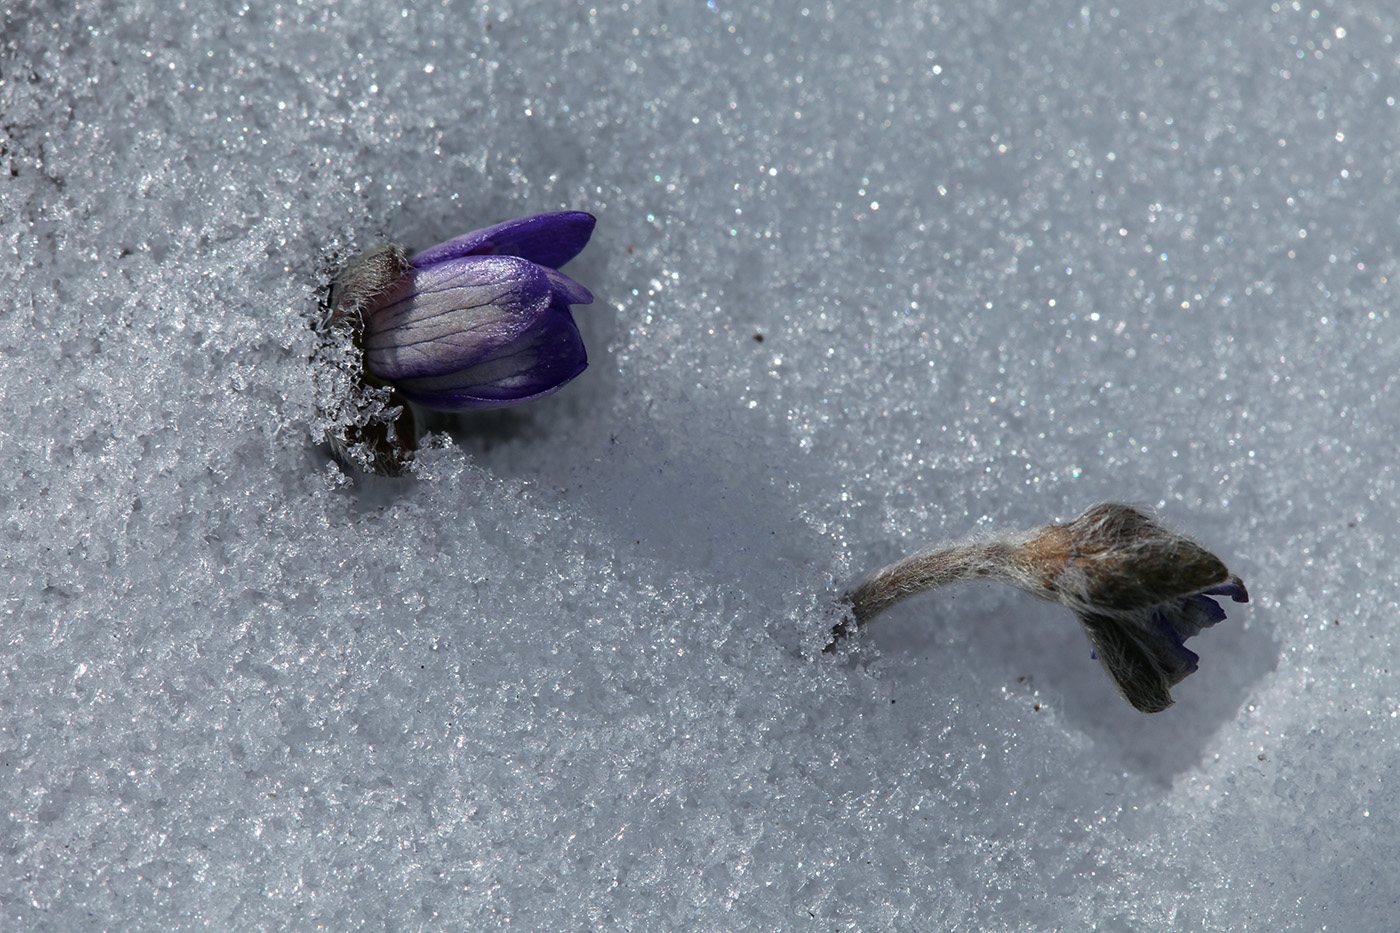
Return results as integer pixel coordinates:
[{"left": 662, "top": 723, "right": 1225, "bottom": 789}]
[{"left": 2, "top": 0, "right": 1397, "bottom": 928}]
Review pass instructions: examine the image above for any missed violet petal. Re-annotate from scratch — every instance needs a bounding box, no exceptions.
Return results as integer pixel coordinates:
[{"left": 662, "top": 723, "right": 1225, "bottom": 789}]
[
  {"left": 542, "top": 266, "right": 594, "bottom": 306},
  {"left": 391, "top": 304, "right": 587, "bottom": 410},
  {"left": 363, "top": 255, "right": 552, "bottom": 382},
  {"left": 411, "top": 212, "right": 597, "bottom": 271}
]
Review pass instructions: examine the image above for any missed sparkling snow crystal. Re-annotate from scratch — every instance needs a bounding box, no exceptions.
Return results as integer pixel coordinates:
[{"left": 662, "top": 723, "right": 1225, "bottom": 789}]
[{"left": 2, "top": 1, "right": 1397, "bottom": 929}]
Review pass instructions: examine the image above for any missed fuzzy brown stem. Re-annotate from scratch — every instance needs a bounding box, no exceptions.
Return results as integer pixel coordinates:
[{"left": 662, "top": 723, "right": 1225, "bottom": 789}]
[{"left": 826, "top": 541, "right": 1015, "bottom": 650}]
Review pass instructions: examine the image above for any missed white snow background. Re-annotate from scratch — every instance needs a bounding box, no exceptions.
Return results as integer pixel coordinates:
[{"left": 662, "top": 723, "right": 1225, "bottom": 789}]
[{"left": 2, "top": 0, "right": 1396, "bottom": 929}]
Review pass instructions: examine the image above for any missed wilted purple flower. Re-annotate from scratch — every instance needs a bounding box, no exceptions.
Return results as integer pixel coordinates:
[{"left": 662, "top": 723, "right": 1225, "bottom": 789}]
[
  {"left": 830, "top": 503, "right": 1250, "bottom": 713},
  {"left": 359, "top": 211, "right": 597, "bottom": 410}
]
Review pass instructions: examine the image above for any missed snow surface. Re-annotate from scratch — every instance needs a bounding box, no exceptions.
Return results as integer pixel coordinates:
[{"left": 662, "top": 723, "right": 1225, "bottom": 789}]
[{"left": 2, "top": 0, "right": 1397, "bottom": 928}]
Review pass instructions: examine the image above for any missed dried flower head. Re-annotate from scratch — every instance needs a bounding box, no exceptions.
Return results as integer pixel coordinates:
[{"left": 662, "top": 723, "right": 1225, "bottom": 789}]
[{"left": 831, "top": 503, "right": 1249, "bottom": 713}]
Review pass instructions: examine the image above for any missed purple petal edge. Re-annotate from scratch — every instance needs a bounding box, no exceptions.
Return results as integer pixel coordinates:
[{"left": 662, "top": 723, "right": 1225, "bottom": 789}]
[
  {"left": 1187, "top": 593, "right": 1229, "bottom": 626},
  {"left": 411, "top": 212, "right": 597, "bottom": 271},
  {"left": 543, "top": 267, "right": 594, "bottom": 306}
]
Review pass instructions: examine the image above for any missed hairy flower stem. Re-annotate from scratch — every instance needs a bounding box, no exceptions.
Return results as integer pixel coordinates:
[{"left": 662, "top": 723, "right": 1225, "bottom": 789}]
[
  {"left": 846, "top": 542, "right": 1015, "bottom": 628},
  {"left": 827, "top": 534, "right": 1051, "bottom": 650}
]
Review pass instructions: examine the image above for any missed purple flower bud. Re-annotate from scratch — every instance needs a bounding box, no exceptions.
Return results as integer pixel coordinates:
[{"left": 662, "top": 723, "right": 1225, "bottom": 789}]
[{"left": 360, "top": 211, "right": 597, "bottom": 411}]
